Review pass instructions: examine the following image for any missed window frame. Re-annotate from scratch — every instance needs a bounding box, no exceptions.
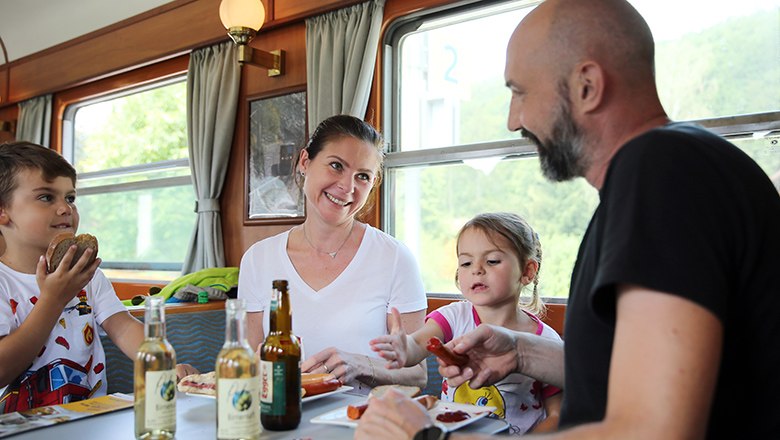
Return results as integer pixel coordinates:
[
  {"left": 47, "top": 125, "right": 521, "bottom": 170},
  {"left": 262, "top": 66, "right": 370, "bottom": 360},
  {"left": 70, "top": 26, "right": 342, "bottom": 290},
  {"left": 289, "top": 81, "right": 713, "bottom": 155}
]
[
  {"left": 380, "top": 0, "right": 780, "bottom": 296},
  {"left": 54, "top": 56, "right": 192, "bottom": 274}
]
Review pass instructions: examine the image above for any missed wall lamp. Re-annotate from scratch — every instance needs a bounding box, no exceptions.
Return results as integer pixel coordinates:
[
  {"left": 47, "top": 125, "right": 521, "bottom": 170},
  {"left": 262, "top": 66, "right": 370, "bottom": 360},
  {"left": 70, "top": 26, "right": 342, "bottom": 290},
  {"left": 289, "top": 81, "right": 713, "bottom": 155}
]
[{"left": 219, "top": 0, "right": 284, "bottom": 77}]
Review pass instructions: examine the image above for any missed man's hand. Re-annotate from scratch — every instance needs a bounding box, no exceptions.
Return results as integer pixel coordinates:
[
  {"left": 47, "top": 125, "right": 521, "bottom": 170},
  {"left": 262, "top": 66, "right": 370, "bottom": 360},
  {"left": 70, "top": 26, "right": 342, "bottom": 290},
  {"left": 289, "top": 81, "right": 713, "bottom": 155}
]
[
  {"left": 437, "top": 324, "right": 523, "bottom": 389},
  {"left": 354, "top": 388, "right": 432, "bottom": 440}
]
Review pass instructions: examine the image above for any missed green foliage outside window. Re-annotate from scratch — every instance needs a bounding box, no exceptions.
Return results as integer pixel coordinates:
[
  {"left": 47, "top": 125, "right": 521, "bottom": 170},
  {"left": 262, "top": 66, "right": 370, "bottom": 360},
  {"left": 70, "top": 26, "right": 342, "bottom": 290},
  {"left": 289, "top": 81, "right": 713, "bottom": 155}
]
[{"left": 392, "top": 8, "right": 780, "bottom": 298}]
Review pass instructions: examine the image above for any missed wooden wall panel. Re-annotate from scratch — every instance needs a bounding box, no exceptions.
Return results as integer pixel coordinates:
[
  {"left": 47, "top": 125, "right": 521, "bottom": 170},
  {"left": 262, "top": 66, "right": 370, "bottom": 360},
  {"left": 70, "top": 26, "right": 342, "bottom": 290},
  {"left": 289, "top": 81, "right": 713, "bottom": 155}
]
[
  {"left": 275, "top": 0, "right": 361, "bottom": 21},
  {"left": 0, "top": 68, "right": 8, "bottom": 107},
  {"left": 6, "top": 0, "right": 225, "bottom": 104},
  {"left": 221, "top": 23, "right": 307, "bottom": 267}
]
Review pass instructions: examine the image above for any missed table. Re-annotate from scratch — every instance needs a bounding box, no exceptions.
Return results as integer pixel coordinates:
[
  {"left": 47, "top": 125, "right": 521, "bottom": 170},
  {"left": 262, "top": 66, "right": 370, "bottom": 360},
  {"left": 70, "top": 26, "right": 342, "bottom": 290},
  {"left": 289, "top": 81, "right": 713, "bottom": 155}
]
[{"left": 12, "top": 391, "right": 508, "bottom": 439}]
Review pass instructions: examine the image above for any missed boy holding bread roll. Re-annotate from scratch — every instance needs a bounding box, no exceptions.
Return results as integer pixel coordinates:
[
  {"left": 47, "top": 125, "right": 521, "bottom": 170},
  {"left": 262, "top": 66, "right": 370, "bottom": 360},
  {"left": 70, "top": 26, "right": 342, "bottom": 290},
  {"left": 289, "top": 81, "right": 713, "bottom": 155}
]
[{"left": 0, "top": 142, "right": 195, "bottom": 413}]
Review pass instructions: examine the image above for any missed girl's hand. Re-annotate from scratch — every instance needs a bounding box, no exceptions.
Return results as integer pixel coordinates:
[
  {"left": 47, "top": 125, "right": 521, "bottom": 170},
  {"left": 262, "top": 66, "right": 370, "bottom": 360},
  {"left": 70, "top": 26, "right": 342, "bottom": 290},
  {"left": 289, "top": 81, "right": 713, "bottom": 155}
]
[
  {"left": 369, "top": 307, "right": 410, "bottom": 369},
  {"left": 35, "top": 247, "right": 100, "bottom": 307}
]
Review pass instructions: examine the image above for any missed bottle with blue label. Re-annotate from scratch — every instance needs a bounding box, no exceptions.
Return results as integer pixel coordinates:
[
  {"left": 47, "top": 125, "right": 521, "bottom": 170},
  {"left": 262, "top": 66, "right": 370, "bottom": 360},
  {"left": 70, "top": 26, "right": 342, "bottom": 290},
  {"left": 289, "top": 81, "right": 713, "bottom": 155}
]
[
  {"left": 134, "top": 296, "right": 177, "bottom": 439},
  {"left": 216, "top": 299, "right": 261, "bottom": 440}
]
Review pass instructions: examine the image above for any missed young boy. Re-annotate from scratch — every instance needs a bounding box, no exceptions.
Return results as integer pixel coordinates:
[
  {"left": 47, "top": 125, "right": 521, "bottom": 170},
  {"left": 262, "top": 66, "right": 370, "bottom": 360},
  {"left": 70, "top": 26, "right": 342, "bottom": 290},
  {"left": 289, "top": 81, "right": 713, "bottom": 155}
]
[{"left": 0, "top": 141, "right": 161, "bottom": 412}]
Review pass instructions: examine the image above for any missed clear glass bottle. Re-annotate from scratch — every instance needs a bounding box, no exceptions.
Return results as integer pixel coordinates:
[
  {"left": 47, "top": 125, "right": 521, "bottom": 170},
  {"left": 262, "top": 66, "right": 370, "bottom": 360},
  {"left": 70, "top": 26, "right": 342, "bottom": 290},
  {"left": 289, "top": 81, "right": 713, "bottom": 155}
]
[
  {"left": 134, "top": 296, "right": 177, "bottom": 439},
  {"left": 216, "top": 299, "right": 261, "bottom": 440},
  {"left": 260, "top": 279, "right": 302, "bottom": 430}
]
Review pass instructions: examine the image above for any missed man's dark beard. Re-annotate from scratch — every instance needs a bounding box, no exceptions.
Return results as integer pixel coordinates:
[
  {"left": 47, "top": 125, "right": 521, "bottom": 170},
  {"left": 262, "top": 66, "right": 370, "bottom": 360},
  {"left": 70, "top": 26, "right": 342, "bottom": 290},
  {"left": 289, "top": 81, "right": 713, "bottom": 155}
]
[{"left": 522, "top": 90, "right": 587, "bottom": 182}]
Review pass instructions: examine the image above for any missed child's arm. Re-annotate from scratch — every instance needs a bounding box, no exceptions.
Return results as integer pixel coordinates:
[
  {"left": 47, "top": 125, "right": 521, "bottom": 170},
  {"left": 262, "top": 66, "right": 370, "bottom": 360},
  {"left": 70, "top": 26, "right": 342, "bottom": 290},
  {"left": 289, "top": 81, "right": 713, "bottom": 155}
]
[
  {"left": 370, "top": 307, "right": 444, "bottom": 369},
  {"left": 0, "top": 253, "right": 97, "bottom": 386},
  {"left": 101, "top": 311, "right": 144, "bottom": 359},
  {"left": 529, "top": 390, "right": 562, "bottom": 433},
  {"left": 102, "top": 310, "right": 200, "bottom": 380}
]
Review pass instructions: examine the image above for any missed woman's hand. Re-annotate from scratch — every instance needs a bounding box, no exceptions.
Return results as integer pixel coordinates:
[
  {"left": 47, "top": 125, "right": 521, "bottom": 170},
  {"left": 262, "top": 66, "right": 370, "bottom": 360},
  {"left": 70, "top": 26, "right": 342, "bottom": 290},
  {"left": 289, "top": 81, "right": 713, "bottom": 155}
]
[
  {"left": 301, "top": 347, "right": 368, "bottom": 385},
  {"left": 354, "top": 388, "right": 432, "bottom": 440},
  {"left": 175, "top": 363, "right": 200, "bottom": 381},
  {"left": 369, "top": 307, "right": 410, "bottom": 369}
]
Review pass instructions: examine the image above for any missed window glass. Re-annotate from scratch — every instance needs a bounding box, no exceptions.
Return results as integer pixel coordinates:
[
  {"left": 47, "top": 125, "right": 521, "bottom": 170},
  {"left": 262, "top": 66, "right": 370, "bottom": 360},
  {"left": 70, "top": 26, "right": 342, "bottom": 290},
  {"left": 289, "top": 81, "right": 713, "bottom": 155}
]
[
  {"left": 65, "top": 78, "right": 192, "bottom": 281},
  {"left": 731, "top": 134, "right": 780, "bottom": 189},
  {"left": 390, "top": 158, "right": 598, "bottom": 297},
  {"left": 385, "top": 0, "right": 780, "bottom": 298},
  {"left": 72, "top": 82, "right": 188, "bottom": 170},
  {"left": 638, "top": 0, "right": 780, "bottom": 120},
  {"left": 397, "top": 3, "right": 531, "bottom": 151}
]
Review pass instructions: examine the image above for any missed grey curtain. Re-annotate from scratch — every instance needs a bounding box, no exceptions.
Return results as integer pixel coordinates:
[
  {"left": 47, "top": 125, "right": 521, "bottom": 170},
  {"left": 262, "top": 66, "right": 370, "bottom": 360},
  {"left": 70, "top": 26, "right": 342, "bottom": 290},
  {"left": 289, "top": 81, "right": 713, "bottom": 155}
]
[
  {"left": 306, "top": 0, "right": 385, "bottom": 129},
  {"left": 182, "top": 42, "right": 240, "bottom": 274},
  {"left": 16, "top": 94, "right": 52, "bottom": 146}
]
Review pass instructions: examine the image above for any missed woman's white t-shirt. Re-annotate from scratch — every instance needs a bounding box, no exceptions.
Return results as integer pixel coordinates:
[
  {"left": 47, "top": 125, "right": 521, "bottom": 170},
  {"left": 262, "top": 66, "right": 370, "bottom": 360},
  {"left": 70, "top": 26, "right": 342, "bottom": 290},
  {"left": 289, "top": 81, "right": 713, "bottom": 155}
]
[{"left": 238, "top": 225, "right": 427, "bottom": 361}]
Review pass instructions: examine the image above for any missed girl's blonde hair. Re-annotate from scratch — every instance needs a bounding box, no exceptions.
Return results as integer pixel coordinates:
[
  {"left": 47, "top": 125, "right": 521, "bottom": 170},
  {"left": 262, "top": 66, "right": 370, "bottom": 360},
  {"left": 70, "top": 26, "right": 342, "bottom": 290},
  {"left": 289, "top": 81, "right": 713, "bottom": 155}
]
[{"left": 456, "top": 212, "right": 545, "bottom": 317}]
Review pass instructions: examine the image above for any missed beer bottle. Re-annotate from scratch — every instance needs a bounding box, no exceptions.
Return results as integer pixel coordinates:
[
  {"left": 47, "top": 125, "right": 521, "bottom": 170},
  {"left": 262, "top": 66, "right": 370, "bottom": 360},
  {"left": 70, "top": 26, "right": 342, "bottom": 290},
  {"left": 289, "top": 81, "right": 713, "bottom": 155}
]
[
  {"left": 260, "top": 279, "right": 302, "bottom": 430},
  {"left": 215, "top": 299, "right": 261, "bottom": 440},
  {"left": 134, "top": 296, "right": 177, "bottom": 439}
]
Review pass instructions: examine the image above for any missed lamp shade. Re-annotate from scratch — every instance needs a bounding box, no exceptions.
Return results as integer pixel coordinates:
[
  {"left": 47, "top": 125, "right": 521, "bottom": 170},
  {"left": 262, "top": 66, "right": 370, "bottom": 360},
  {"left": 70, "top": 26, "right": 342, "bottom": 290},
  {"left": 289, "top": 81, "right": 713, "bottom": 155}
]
[{"left": 219, "top": 0, "right": 266, "bottom": 31}]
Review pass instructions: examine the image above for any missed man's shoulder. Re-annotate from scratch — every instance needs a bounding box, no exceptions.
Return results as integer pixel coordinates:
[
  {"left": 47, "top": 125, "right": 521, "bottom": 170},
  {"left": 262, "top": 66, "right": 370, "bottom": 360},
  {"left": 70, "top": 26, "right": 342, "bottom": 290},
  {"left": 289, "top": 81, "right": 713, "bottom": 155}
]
[{"left": 627, "top": 122, "right": 728, "bottom": 152}]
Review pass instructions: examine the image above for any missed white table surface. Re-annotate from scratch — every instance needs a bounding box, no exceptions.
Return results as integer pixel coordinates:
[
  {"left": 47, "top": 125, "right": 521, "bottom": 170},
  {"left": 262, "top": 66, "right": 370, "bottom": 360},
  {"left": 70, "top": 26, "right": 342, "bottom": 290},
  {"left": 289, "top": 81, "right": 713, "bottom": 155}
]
[{"left": 11, "top": 390, "right": 508, "bottom": 439}]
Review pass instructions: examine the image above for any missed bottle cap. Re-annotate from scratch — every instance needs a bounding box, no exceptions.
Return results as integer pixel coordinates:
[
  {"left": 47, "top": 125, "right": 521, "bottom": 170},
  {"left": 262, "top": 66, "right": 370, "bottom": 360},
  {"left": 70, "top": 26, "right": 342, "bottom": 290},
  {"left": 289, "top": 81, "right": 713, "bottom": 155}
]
[{"left": 197, "top": 290, "right": 208, "bottom": 303}]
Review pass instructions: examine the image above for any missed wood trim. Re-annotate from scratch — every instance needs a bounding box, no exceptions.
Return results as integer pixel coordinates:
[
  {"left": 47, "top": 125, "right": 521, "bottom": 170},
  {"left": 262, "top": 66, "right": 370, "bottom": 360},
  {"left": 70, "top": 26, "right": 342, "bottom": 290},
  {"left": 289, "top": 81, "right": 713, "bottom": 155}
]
[
  {"left": 50, "top": 55, "right": 190, "bottom": 155},
  {"left": 6, "top": 0, "right": 224, "bottom": 104},
  {"left": 113, "top": 281, "right": 166, "bottom": 301},
  {"left": 127, "top": 299, "right": 226, "bottom": 317},
  {"left": 273, "top": 0, "right": 365, "bottom": 24}
]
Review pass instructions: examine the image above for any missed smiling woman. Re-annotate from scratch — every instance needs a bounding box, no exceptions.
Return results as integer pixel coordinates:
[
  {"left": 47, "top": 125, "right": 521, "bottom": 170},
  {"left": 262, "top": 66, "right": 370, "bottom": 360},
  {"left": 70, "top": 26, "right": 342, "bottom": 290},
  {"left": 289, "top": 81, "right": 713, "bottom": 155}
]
[{"left": 237, "top": 114, "right": 429, "bottom": 395}]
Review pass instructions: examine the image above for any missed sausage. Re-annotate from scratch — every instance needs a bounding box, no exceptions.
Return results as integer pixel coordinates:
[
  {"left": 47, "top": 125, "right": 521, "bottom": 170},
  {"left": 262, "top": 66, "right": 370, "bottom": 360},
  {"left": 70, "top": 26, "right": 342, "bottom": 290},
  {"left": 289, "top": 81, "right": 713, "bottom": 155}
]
[
  {"left": 347, "top": 402, "right": 369, "bottom": 420},
  {"left": 301, "top": 372, "right": 341, "bottom": 397},
  {"left": 302, "top": 373, "right": 336, "bottom": 386},
  {"left": 347, "top": 395, "right": 439, "bottom": 420},
  {"left": 426, "top": 336, "right": 469, "bottom": 367}
]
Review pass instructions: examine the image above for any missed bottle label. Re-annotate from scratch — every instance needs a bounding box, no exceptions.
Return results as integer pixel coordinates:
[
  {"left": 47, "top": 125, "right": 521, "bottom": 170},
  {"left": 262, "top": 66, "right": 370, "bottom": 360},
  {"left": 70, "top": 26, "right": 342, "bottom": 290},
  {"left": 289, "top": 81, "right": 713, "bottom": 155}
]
[
  {"left": 217, "top": 377, "right": 261, "bottom": 438},
  {"left": 260, "top": 360, "right": 288, "bottom": 415},
  {"left": 144, "top": 369, "right": 177, "bottom": 430}
]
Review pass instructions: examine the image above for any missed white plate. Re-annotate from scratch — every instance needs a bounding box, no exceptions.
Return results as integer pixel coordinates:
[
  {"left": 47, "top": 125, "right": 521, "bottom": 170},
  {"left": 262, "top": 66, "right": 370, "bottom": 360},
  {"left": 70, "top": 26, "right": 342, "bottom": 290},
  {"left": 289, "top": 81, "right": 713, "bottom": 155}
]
[
  {"left": 428, "top": 401, "right": 496, "bottom": 432},
  {"left": 310, "top": 400, "right": 496, "bottom": 432},
  {"left": 184, "top": 385, "right": 353, "bottom": 403},
  {"left": 303, "top": 385, "right": 353, "bottom": 403},
  {"left": 184, "top": 391, "right": 215, "bottom": 399}
]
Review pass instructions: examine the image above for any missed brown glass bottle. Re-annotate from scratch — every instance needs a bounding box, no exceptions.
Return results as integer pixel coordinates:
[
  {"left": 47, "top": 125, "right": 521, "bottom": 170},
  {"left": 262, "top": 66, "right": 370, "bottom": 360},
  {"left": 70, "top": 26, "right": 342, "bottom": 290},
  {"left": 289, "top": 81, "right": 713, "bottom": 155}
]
[{"left": 260, "top": 280, "right": 302, "bottom": 430}]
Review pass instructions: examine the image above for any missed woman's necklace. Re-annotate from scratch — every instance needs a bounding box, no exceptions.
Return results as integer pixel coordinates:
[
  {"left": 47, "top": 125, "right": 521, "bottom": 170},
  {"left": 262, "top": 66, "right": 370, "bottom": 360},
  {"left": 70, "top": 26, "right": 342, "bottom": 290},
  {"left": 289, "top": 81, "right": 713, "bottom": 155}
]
[{"left": 302, "top": 221, "right": 355, "bottom": 259}]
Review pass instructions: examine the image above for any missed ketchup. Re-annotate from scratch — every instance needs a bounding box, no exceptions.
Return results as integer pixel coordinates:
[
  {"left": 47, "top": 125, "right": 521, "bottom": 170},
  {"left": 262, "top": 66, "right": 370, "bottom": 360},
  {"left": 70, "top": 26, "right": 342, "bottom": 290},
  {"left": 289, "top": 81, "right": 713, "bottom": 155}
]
[{"left": 436, "top": 410, "right": 470, "bottom": 423}]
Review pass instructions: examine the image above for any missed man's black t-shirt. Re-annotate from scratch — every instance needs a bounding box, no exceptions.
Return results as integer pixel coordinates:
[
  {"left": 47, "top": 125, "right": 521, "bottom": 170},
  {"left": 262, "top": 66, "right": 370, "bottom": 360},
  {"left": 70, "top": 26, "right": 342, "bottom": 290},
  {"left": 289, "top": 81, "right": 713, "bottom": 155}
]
[{"left": 560, "top": 123, "right": 780, "bottom": 437}]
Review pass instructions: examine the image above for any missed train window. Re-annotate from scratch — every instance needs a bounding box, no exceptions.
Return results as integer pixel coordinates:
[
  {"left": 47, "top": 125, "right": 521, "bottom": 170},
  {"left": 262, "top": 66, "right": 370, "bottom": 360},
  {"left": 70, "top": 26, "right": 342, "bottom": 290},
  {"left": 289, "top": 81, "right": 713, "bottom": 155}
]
[
  {"left": 383, "top": 0, "right": 779, "bottom": 297},
  {"left": 62, "top": 77, "right": 193, "bottom": 281}
]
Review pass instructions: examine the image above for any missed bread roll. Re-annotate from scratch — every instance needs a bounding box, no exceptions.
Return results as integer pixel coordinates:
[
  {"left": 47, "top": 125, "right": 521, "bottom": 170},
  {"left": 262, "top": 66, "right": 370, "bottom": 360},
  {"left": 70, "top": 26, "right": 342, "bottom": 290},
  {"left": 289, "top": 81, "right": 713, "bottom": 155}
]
[
  {"left": 46, "top": 232, "right": 98, "bottom": 273},
  {"left": 369, "top": 384, "right": 421, "bottom": 398}
]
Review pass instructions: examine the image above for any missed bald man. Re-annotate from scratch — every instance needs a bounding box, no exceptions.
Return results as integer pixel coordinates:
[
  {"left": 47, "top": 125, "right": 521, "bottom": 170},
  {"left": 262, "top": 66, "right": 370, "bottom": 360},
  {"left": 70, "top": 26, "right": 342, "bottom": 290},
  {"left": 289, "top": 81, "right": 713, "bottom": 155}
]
[{"left": 355, "top": 0, "right": 780, "bottom": 439}]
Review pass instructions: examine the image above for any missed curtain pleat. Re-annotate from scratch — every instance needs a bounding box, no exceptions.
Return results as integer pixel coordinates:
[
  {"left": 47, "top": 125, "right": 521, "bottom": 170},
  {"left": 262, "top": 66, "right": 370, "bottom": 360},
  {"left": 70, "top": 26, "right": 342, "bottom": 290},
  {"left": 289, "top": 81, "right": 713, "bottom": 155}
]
[
  {"left": 181, "top": 42, "right": 240, "bottom": 274},
  {"left": 16, "top": 94, "right": 52, "bottom": 147},
  {"left": 306, "top": 0, "right": 385, "bottom": 128}
]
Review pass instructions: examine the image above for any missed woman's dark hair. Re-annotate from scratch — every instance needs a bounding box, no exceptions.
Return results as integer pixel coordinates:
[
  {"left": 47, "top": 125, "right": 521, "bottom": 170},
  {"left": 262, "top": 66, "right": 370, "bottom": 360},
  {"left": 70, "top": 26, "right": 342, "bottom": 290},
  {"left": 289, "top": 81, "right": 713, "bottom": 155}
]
[{"left": 294, "top": 115, "right": 385, "bottom": 221}]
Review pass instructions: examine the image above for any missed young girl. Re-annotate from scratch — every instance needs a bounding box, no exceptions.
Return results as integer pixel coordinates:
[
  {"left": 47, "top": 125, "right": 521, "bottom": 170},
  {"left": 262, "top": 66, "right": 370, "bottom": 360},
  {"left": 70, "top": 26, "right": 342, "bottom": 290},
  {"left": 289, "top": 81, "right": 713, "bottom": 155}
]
[{"left": 370, "top": 212, "right": 562, "bottom": 434}]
